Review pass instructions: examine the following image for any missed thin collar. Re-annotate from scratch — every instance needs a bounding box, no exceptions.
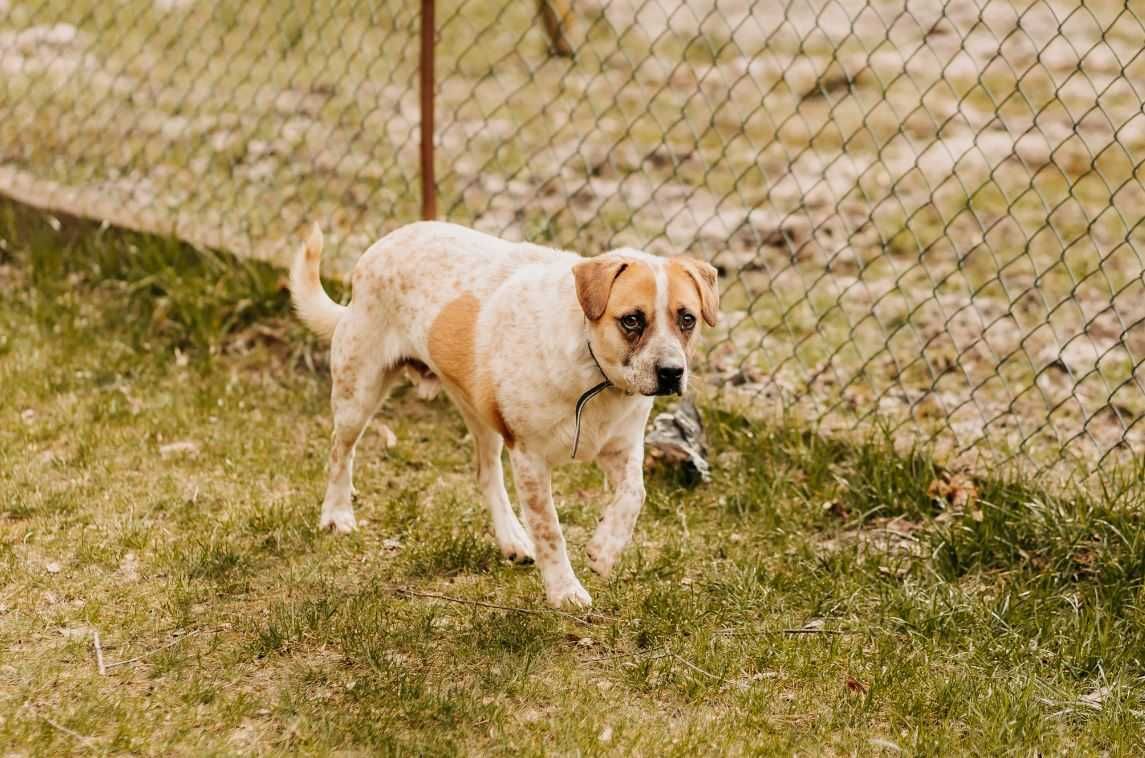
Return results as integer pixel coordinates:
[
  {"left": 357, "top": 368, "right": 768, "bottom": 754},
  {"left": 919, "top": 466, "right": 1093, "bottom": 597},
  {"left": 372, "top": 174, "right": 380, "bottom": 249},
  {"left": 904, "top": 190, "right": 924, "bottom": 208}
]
[{"left": 571, "top": 338, "right": 612, "bottom": 459}]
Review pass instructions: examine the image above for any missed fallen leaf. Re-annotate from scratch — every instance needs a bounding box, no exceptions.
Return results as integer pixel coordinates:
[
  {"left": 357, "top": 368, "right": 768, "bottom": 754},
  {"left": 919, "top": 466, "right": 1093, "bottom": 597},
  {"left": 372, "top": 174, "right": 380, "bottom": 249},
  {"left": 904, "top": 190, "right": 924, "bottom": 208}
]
[
  {"left": 598, "top": 725, "right": 613, "bottom": 743},
  {"left": 928, "top": 473, "right": 979, "bottom": 516},
  {"left": 845, "top": 675, "right": 868, "bottom": 695},
  {"left": 822, "top": 500, "right": 848, "bottom": 518},
  {"left": 927, "top": 478, "right": 951, "bottom": 501},
  {"left": 565, "top": 633, "right": 595, "bottom": 647},
  {"left": 45, "top": 561, "right": 61, "bottom": 574},
  {"left": 947, "top": 474, "right": 979, "bottom": 510}
]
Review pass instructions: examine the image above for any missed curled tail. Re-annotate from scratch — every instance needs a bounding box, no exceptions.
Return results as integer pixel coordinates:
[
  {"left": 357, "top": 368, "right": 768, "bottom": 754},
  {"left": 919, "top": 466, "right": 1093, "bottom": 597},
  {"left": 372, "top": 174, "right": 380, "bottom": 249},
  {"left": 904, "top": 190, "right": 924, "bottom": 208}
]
[{"left": 289, "top": 223, "right": 346, "bottom": 340}]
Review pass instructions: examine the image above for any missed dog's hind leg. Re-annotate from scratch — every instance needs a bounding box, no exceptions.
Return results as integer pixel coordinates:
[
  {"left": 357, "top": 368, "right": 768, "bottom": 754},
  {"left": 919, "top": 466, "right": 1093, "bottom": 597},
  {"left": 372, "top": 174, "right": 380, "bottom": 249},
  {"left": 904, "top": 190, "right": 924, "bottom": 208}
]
[
  {"left": 320, "top": 323, "right": 401, "bottom": 533},
  {"left": 462, "top": 413, "right": 535, "bottom": 564}
]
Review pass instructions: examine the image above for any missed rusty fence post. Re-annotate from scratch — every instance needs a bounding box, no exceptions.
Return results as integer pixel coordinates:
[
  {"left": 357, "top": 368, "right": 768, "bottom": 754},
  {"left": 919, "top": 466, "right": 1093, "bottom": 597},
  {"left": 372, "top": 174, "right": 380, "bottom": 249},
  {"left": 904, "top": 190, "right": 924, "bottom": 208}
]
[
  {"left": 420, "top": 0, "right": 436, "bottom": 220},
  {"left": 538, "top": 0, "right": 574, "bottom": 57}
]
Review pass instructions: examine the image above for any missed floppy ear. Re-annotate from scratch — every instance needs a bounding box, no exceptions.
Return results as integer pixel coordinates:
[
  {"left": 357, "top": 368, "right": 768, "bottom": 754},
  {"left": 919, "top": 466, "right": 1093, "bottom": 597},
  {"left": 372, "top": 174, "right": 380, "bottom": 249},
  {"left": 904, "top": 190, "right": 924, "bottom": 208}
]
[
  {"left": 573, "top": 257, "right": 628, "bottom": 321},
  {"left": 675, "top": 257, "right": 720, "bottom": 326}
]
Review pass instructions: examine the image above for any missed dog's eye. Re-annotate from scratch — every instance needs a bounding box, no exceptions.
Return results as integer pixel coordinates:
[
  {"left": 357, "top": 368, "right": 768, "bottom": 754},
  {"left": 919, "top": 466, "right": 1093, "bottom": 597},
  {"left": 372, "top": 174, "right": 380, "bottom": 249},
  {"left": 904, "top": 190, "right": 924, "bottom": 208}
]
[
  {"left": 678, "top": 312, "right": 696, "bottom": 330},
  {"left": 620, "top": 313, "right": 643, "bottom": 332}
]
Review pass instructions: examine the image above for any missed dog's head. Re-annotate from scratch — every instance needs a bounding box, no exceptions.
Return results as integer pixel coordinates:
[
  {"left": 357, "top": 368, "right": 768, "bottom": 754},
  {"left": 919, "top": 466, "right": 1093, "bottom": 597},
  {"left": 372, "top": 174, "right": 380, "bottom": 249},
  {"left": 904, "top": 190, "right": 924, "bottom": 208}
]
[{"left": 573, "top": 250, "right": 719, "bottom": 396}]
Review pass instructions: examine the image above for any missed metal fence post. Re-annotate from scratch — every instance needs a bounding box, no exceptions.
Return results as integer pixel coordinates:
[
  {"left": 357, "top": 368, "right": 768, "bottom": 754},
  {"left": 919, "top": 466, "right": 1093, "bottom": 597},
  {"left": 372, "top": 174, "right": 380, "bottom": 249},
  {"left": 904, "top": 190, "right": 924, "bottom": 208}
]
[
  {"left": 420, "top": 0, "right": 436, "bottom": 220},
  {"left": 538, "top": 0, "right": 574, "bottom": 57}
]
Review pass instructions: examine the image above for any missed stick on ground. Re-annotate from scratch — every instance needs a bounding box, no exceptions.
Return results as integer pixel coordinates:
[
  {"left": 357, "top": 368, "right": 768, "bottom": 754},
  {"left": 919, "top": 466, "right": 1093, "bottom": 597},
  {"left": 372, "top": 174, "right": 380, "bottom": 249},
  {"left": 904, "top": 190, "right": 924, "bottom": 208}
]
[
  {"left": 92, "top": 630, "right": 105, "bottom": 676},
  {"left": 42, "top": 716, "right": 97, "bottom": 746},
  {"left": 103, "top": 629, "right": 203, "bottom": 671}
]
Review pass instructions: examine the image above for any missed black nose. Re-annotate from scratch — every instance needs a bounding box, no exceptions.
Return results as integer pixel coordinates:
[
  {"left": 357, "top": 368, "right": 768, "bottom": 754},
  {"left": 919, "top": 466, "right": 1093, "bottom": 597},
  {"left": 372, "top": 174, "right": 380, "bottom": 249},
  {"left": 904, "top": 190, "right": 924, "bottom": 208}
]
[{"left": 656, "top": 365, "right": 685, "bottom": 395}]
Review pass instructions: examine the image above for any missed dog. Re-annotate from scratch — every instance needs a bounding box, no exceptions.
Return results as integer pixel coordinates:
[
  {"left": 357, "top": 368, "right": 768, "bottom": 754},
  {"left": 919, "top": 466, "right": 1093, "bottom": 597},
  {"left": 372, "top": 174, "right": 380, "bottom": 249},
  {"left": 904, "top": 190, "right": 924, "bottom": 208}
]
[{"left": 290, "top": 221, "right": 718, "bottom": 608}]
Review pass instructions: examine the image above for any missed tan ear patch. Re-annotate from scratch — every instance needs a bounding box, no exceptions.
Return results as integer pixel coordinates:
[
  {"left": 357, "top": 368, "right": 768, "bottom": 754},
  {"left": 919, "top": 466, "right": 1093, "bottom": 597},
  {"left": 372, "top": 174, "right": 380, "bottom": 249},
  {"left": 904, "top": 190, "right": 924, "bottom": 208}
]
[
  {"left": 573, "top": 257, "right": 629, "bottom": 321},
  {"left": 668, "top": 257, "right": 720, "bottom": 326}
]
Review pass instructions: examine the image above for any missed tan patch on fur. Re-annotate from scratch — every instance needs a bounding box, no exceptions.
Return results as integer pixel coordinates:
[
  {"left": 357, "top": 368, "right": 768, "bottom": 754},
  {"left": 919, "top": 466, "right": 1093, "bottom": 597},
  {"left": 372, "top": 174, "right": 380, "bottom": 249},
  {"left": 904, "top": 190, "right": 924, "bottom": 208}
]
[
  {"left": 584, "top": 261, "right": 659, "bottom": 368},
  {"left": 428, "top": 294, "right": 514, "bottom": 445},
  {"left": 666, "top": 261, "right": 706, "bottom": 351},
  {"left": 668, "top": 258, "right": 719, "bottom": 327},
  {"left": 428, "top": 294, "right": 480, "bottom": 400},
  {"left": 606, "top": 263, "right": 658, "bottom": 321}
]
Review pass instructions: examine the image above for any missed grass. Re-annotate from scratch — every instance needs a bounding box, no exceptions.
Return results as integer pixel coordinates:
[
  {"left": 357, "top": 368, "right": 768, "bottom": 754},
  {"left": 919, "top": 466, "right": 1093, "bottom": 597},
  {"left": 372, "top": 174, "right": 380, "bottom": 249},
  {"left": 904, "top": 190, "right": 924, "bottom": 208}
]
[{"left": 4, "top": 201, "right": 1145, "bottom": 754}]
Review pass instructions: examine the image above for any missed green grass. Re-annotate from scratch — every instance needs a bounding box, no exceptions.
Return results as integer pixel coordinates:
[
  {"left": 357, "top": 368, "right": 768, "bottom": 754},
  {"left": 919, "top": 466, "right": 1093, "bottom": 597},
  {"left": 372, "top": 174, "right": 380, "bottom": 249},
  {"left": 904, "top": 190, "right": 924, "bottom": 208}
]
[{"left": 4, "top": 201, "right": 1145, "bottom": 754}]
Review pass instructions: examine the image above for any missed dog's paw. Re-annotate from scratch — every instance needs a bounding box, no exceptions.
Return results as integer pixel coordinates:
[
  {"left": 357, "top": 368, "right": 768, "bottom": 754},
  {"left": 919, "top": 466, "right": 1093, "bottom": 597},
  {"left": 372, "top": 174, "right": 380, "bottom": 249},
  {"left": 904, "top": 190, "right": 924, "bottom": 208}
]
[
  {"left": 546, "top": 578, "right": 592, "bottom": 610},
  {"left": 498, "top": 523, "right": 536, "bottom": 565},
  {"left": 585, "top": 537, "right": 619, "bottom": 578},
  {"left": 319, "top": 509, "right": 357, "bottom": 534}
]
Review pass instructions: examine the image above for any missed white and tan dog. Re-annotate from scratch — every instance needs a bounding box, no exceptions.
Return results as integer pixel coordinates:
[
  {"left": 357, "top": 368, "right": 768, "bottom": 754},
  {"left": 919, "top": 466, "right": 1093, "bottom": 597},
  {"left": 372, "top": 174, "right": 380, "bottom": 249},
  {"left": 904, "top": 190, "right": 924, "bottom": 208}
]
[{"left": 290, "top": 221, "right": 718, "bottom": 608}]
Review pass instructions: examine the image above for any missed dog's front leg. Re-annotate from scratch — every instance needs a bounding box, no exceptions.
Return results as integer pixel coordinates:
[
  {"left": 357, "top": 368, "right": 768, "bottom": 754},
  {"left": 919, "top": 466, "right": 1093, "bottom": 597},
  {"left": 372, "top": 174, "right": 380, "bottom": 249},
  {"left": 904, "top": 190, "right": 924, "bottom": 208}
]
[
  {"left": 586, "top": 439, "right": 647, "bottom": 578},
  {"left": 509, "top": 449, "right": 592, "bottom": 609}
]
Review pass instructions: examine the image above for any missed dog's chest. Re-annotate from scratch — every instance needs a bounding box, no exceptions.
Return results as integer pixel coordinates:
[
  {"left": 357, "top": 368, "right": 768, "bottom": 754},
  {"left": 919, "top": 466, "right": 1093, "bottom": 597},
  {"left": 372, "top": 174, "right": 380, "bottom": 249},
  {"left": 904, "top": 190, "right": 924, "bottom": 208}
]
[{"left": 524, "top": 390, "right": 650, "bottom": 464}]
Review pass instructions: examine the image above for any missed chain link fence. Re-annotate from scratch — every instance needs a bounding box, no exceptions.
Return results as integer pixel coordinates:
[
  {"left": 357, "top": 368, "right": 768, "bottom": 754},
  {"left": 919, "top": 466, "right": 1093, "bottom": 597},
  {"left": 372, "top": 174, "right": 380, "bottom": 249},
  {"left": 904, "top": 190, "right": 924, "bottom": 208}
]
[{"left": 3, "top": 0, "right": 1145, "bottom": 480}]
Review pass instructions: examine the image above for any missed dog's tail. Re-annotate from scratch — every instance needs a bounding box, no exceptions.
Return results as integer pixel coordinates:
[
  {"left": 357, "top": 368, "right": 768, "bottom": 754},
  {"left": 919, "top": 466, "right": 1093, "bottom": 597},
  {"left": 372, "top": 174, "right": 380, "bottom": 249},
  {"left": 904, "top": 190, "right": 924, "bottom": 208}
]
[{"left": 290, "top": 223, "right": 346, "bottom": 341}]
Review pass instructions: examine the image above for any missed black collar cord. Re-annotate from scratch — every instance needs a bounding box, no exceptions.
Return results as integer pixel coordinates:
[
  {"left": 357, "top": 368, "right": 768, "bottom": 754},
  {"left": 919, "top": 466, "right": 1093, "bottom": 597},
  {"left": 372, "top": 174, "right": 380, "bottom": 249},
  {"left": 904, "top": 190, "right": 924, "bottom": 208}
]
[{"left": 571, "top": 339, "right": 613, "bottom": 459}]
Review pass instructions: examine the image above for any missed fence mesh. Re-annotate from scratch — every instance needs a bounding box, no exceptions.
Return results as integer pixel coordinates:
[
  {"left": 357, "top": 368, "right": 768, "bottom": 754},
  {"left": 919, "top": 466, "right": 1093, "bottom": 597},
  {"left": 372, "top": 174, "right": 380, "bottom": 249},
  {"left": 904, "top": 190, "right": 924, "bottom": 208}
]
[{"left": 4, "top": 0, "right": 1145, "bottom": 479}]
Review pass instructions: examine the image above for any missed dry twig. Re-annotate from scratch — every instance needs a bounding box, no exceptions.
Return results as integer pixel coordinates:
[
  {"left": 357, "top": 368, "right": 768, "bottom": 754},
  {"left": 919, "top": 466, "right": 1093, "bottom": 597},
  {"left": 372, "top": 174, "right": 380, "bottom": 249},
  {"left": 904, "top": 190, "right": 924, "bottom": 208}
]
[
  {"left": 41, "top": 716, "right": 97, "bottom": 746},
  {"left": 581, "top": 648, "right": 669, "bottom": 663},
  {"left": 92, "top": 630, "right": 105, "bottom": 676},
  {"left": 716, "top": 626, "right": 860, "bottom": 637},
  {"left": 103, "top": 629, "right": 203, "bottom": 670},
  {"left": 671, "top": 652, "right": 723, "bottom": 681}
]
